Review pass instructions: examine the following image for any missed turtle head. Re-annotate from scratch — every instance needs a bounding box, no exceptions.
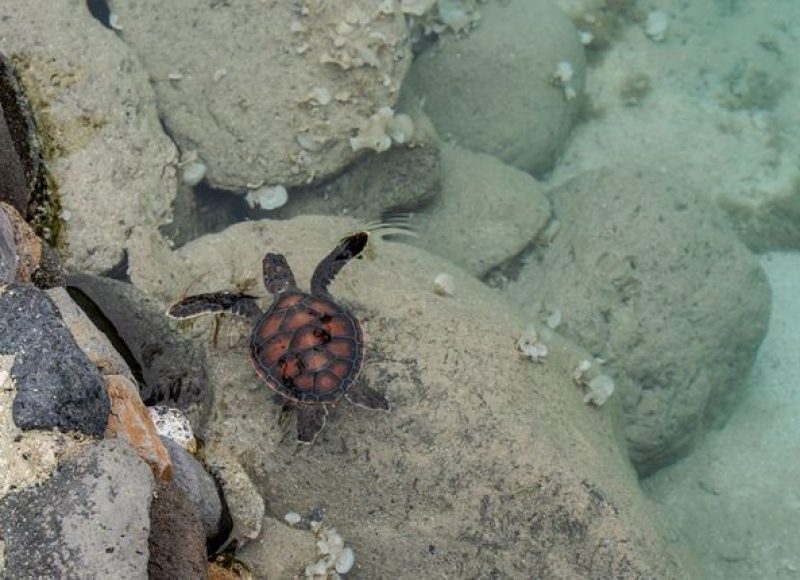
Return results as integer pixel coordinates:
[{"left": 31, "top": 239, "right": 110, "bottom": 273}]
[{"left": 263, "top": 253, "right": 296, "bottom": 295}]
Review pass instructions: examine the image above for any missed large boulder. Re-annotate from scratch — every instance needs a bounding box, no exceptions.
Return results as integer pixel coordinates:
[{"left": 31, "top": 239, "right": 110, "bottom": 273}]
[
  {"left": 0, "top": 0, "right": 177, "bottom": 273},
  {"left": 413, "top": 143, "right": 551, "bottom": 277},
  {"left": 0, "top": 439, "right": 154, "bottom": 579},
  {"left": 507, "top": 166, "right": 771, "bottom": 474},
  {"left": 127, "top": 217, "right": 697, "bottom": 578},
  {"left": 405, "top": 0, "right": 586, "bottom": 175},
  {"left": 107, "top": 0, "right": 411, "bottom": 191}
]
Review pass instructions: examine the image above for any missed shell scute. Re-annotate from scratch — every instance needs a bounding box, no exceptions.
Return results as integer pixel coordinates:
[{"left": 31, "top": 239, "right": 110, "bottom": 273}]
[{"left": 250, "top": 290, "right": 362, "bottom": 402}]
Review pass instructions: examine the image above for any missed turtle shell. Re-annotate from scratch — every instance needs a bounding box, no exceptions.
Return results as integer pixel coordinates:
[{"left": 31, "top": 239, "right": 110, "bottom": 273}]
[{"left": 249, "top": 290, "right": 363, "bottom": 403}]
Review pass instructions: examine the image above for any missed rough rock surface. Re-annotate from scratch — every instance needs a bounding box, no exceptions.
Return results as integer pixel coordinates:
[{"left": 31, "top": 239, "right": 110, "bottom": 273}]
[
  {"left": 0, "top": 354, "right": 92, "bottom": 498},
  {"left": 161, "top": 436, "right": 225, "bottom": 542},
  {"left": 0, "top": 0, "right": 177, "bottom": 273},
  {"left": 0, "top": 50, "right": 46, "bottom": 220},
  {"left": 238, "top": 517, "right": 318, "bottom": 579},
  {"left": 107, "top": 0, "right": 411, "bottom": 191},
  {"left": 405, "top": 0, "right": 586, "bottom": 175},
  {"left": 128, "top": 217, "right": 697, "bottom": 578},
  {"left": 280, "top": 111, "right": 441, "bottom": 223},
  {"left": 148, "top": 479, "right": 208, "bottom": 580},
  {"left": 0, "top": 439, "right": 154, "bottom": 579},
  {"left": 507, "top": 166, "right": 771, "bottom": 474},
  {"left": 47, "top": 286, "right": 133, "bottom": 379},
  {"left": 66, "top": 273, "right": 212, "bottom": 433},
  {"left": 413, "top": 143, "right": 551, "bottom": 277},
  {"left": 105, "top": 374, "right": 173, "bottom": 481},
  {"left": 0, "top": 283, "right": 109, "bottom": 437},
  {"left": 1, "top": 201, "right": 65, "bottom": 288}
]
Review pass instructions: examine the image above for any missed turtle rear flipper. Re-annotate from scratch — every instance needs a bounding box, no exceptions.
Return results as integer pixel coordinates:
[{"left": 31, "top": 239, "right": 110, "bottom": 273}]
[
  {"left": 345, "top": 383, "right": 390, "bottom": 411},
  {"left": 167, "top": 291, "right": 262, "bottom": 322},
  {"left": 310, "top": 231, "right": 369, "bottom": 295},
  {"left": 296, "top": 404, "right": 328, "bottom": 444}
]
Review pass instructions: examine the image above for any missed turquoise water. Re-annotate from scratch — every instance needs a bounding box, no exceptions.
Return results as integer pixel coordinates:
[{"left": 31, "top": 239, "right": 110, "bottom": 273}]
[
  {"left": 3, "top": 0, "right": 798, "bottom": 577},
  {"left": 143, "top": 1, "right": 800, "bottom": 577}
]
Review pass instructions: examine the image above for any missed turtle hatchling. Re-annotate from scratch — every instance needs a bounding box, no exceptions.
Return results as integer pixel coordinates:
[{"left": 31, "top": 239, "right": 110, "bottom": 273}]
[{"left": 167, "top": 231, "right": 389, "bottom": 443}]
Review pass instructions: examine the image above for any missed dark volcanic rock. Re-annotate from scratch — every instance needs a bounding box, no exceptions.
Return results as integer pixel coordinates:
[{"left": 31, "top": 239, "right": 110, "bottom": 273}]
[
  {"left": 0, "top": 282, "right": 109, "bottom": 436},
  {"left": 148, "top": 479, "right": 209, "bottom": 580},
  {"left": 0, "top": 51, "right": 47, "bottom": 219},
  {"left": 66, "top": 273, "right": 211, "bottom": 432},
  {"left": 0, "top": 439, "right": 153, "bottom": 579}
]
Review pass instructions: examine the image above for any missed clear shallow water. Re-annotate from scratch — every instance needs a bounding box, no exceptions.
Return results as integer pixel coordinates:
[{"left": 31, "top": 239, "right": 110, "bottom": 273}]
[
  {"left": 644, "top": 253, "right": 800, "bottom": 580},
  {"left": 76, "top": 0, "right": 800, "bottom": 577}
]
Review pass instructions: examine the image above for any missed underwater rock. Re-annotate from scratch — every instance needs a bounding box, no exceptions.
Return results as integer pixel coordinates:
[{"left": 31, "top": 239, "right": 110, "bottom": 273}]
[
  {"left": 47, "top": 286, "right": 134, "bottom": 379},
  {"left": 0, "top": 207, "right": 17, "bottom": 282},
  {"left": 0, "top": 201, "right": 65, "bottom": 288},
  {"left": 405, "top": 0, "right": 586, "bottom": 175},
  {"left": 0, "top": 51, "right": 46, "bottom": 219},
  {"left": 128, "top": 216, "right": 697, "bottom": 578},
  {"left": 106, "top": 0, "right": 411, "bottom": 191},
  {"left": 0, "top": 1, "right": 177, "bottom": 273},
  {"left": 278, "top": 109, "right": 441, "bottom": 223},
  {"left": 507, "top": 165, "right": 771, "bottom": 474},
  {"left": 0, "top": 439, "right": 153, "bottom": 579},
  {"left": 161, "top": 436, "right": 227, "bottom": 543},
  {"left": 412, "top": 143, "right": 551, "bottom": 277},
  {"left": 148, "top": 479, "right": 209, "bottom": 580},
  {"left": 66, "top": 273, "right": 212, "bottom": 433},
  {"left": 0, "top": 283, "right": 110, "bottom": 437}
]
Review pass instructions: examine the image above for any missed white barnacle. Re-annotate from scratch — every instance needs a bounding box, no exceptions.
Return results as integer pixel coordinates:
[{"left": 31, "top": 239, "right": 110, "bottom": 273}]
[
  {"left": 553, "top": 61, "right": 574, "bottom": 85},
  {"left": 516, "top": 324, "right": 549, "bottom": 363},
  {"left": 432, "top": 273, "right": 455, "bottom": 297},
  {"left": 583, "top": 374, "right": 615, "bottom": 406},
  {"left": 645, "top": 10, "right": 669, "bottom": 42},
  {"left": 386, "top": 113, "right": 414, "bottom": 144},
  {"left": 349, "top": 107, "right": 395, "bottom": 153},
  {"left": 301, "top": 86, "right": 331, "bottom": 106},
  {"left": 180, "top": 160, "right": 207, "bottom": 186},
  {"left": 335, "top": 547, "right": 355, "bottom": 574},
  {"left": 246, "top": 185, "right": 288, "bottom": 210},
  {"left": 284, "top": 511, "right": 302, "bottom": 526}
]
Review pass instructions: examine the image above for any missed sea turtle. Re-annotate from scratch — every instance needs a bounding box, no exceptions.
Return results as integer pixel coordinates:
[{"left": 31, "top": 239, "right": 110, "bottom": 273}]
[{"left": 167, "top": 231, "right": 389, "bottom": 443}]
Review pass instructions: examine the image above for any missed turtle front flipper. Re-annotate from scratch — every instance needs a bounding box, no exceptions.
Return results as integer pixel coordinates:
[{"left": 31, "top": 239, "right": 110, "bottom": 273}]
[
  {"left": 167, "top": 291, "right": 262, "bottom": 322},
  {"left": 345, "top": 383, "right": 390, "bottom": 411},
  {"left": 310, "top": 231, "right": 369, "bottom": 295},
  {"left": 296, "top": 404, "right": 328, "bottom": 444}
]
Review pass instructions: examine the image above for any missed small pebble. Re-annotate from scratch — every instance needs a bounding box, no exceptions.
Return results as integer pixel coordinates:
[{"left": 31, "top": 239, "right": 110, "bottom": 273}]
[
  {"left": 335, "top": 547, "right": 355, "bottom": 574},
  {"left": 181, "top": 160, "right": 207, "bottom": 187},
  {"left": 432, "top": 273, "right": 455, "bottom": 297},
  {"left": 246, "top": 185, "right": 288, "bottom": 210},
  {"left": 284, "top": 511, "right": 302, "bottom": 526}
]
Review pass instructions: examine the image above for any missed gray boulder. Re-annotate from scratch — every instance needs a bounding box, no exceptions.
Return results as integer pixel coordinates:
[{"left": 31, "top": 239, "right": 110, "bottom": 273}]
[
  {"left": 107, "top": 0, "right": 411, "bottom": 191},
  {"left": 405, "top": 0, "right": 586, "bottom": 175},
  {"left": 0, "top": 439, "right": 153, "bottom": 579},
  {"left": 128, "top": 217, "right": 698, "bottom": 578},
  {"left": 0, "top": 0, "right": 177, "bottom": 273},
  {"left": 507, "top": 166, "right": 771, "bottom": 474},
  {"left": 413, "top": 143, "right": 551, "bottom": 277}
]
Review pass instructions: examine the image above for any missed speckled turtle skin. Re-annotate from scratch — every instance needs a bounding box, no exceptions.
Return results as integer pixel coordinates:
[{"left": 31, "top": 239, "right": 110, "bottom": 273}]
[{"left": 167, "top": 231, "right": 389, "bottom": 443}]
